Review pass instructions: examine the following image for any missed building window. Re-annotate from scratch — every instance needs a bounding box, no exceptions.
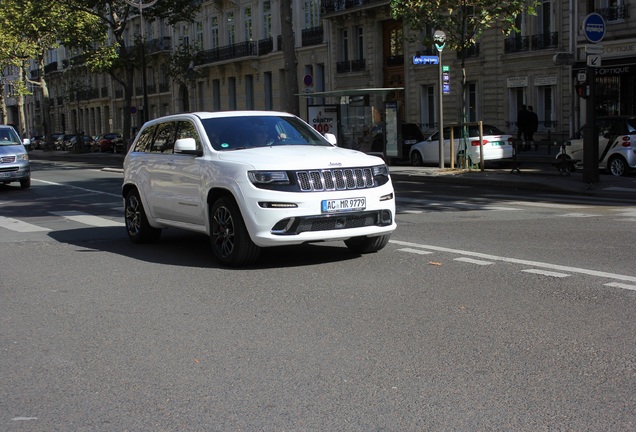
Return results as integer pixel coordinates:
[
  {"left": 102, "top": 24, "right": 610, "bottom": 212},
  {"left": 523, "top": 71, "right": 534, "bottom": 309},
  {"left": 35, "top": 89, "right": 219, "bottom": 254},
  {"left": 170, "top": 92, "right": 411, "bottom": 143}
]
[
  {"left": 389, "top": 28, "right": 403, "bottom": 57},
  {"left": 229, "top": 77, "right": 236, "bottom": 109},
  {"left": 227, "top": 12, "right": 235, "bottom": 45},
  {"left": 180, "top": 24, "right": 190, "bottom": 46},
  {"left": 304, "top": 0, "right": 321, "bottom": 28},
  {"left": 213, "top": 79, "right": 221, "bottom": 111},
  {"left": 263, "top": 1, "right": 272, "bottom": 38},
  {"left": 195, "top": 21, "right": 203, "bottom": 49},
  {"left": 264, "top": 72, "right": 273, "bottom": 110},
  {"left": 210, "top": 16, "right": 219, "bottom": 49},
  {"left": 246, "top": 75, "right": 254, "bottom": 109},
  {"left": 244, "top": 7, "right": 253, "bottom": 41},
  {"left": 466, "top": 82, "right": 477, "bottom": 122},
  {"left": 356, "top": 26, "right": 364, "bottom": 60},
  {"left": 340, "top": 28, "right": 349, "bottom": 62},
  {"left": 537, "top": 86, "right": 555, "bottom": 128}
]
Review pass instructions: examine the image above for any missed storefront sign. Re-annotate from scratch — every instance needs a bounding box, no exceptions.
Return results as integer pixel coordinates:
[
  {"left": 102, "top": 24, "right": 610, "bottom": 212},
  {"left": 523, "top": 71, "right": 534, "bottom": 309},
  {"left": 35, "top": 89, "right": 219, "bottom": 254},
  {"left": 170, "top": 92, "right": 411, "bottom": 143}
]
[
  {"left": 507, "top": 76, "right": 528, "bottom": 88},
  {"left": 534, "top": 75, "right": 557, "bottom": 86}
]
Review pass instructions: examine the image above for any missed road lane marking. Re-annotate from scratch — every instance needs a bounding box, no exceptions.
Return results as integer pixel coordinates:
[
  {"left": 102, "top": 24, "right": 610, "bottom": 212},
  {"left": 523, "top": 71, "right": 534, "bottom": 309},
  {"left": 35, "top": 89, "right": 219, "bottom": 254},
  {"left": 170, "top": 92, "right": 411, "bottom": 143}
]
[
  {"left": 397, "top": 248, "right": 433, "bottom": 255},
  {"left": 390, "top": 239, "right": 636, "bottom": 283},
  {"left": 454, "top": 257, "right": 493, "bottom": 265},
  {"left": 522, "top": 269, "right": 570, "bottom": 278},
  {"left": 604, "top": 282, "right": 636, "bottom": 291},
  {"left": 0, "top": 216, "right": 51, "bottom": 232},
  {"left": 49, "top": 211, "right": 124, "bottom": 227},
  {"left": 32, "top": 179, "right": 121, "bottom": 198}
]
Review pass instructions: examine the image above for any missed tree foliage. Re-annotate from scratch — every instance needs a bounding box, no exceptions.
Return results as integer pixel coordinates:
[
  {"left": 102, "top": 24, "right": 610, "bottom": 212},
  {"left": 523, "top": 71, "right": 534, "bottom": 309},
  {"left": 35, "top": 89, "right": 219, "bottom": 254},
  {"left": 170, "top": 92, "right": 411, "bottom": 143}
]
[{"left": 390, "top": 0, "right": 537, "bottom": 53}]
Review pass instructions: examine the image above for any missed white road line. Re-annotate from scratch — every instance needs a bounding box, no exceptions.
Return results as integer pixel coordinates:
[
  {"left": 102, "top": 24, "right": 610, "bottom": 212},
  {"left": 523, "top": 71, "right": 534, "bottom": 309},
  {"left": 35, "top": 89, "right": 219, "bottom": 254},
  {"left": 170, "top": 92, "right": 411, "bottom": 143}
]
[
  {"left": 522, "top": 269, "right": 570, "bottom": 278},
  {"left": 32, "top": 179, "right": 121, "bottom": 198},
  {"left": 397, "top": 248, "right": 433, "bottom": 255},
  {"left": 50, "top": 211, "right": 124, "bottom": 227},
  {"left": 0, "top": 216, "right": 51, "bottom": 232},
  {"left": 389, "top": 239, "right": 636, "bottom": 283},
  {"left": 604, "top": 282, "right": 636, "bottom": 291},
  {"left": 454, "top": 257, "right": 493, "bottom": 265},
  {"left": 503, "top": 201, "right": 590, "bottom": 209},
  {"left": 559, "top": 213, "right": 599, "bottom": 218}
]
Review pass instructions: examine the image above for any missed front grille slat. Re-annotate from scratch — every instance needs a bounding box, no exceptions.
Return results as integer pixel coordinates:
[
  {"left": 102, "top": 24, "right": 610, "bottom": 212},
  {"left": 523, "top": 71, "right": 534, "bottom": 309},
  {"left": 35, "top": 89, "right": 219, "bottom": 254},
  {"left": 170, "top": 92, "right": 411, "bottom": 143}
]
[
  {"left": 296, "top": 167, "right": 374, "bottom": 192},
  {"left": 0, "top": 156, "right": 17, "bottom": 163}
]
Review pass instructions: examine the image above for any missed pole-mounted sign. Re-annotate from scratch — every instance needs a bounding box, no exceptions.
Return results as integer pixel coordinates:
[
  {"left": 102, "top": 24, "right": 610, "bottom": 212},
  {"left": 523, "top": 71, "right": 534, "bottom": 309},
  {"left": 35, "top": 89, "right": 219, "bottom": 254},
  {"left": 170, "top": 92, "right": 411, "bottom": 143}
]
[{"left": 433, "top": 30, "right": 446, "bottom": 168}]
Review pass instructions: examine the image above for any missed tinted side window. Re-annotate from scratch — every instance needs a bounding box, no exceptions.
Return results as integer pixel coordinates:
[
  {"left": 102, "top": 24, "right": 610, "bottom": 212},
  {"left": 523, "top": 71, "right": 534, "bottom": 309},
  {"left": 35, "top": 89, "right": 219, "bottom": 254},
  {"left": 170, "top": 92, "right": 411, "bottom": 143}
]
[
  {"left": 132, "top": 125, "right": 156, "bottom": 152},
  {"left": 150, "top": 122, "right": 176, "bottom": 153},
  {"left": 175, "top": 121, "right": 202, "bottom": 151}
]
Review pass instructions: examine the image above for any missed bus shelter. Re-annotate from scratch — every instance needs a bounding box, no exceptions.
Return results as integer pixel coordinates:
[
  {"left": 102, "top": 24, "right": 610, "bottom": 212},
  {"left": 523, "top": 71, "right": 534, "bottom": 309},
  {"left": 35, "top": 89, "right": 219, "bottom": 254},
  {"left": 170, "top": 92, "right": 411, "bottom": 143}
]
[{"left": 302, "top": 88, "right": 405, "bottom": 162}]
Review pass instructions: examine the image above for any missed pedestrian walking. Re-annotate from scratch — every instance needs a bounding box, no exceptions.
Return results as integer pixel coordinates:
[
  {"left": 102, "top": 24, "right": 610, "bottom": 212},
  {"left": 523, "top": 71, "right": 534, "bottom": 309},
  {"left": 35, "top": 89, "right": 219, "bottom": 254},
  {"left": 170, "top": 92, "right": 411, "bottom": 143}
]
[
  {"left": 526, "top": 106, "right": 539, "bottom": 150},
  {"left": 516, "top": 105, "right": 529, "bottom": 151}
]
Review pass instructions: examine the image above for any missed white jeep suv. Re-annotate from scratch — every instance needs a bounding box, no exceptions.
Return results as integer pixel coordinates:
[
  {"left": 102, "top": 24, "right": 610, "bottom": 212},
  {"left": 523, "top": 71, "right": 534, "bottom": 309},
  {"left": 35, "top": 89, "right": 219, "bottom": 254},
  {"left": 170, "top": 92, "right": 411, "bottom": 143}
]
[{"left": 122, "top": 111, "right": 396, "bottom": 266}]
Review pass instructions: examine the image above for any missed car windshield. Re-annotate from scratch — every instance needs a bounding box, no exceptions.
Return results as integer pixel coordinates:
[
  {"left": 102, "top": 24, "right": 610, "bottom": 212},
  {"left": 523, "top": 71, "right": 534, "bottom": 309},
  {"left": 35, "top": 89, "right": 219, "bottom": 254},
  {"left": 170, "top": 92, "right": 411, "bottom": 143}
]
[
  {"left": 0, "top": 128, "right": 21, "bottom": 146},
  {"left": 201, "top": 115, "right": 332, "bottom": 151}
]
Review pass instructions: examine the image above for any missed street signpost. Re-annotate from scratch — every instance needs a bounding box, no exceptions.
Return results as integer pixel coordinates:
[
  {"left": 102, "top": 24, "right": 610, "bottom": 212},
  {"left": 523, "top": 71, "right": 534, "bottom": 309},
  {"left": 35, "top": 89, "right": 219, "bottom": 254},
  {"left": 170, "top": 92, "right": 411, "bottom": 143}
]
[
  {"left": 582, "top": 13, "right": 605, "bottom": 184},
  {"left": 434, "top": 30, "right": 446, "bottom": 169}
]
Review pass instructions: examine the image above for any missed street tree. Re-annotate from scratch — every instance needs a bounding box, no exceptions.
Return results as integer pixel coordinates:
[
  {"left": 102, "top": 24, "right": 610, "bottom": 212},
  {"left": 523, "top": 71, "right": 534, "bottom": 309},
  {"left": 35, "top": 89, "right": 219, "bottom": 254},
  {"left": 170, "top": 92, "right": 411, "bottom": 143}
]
[
  {"left": 65, "top": 0, "right": 202, "bottom": 144},
  {"left": 390, "top": 0, "right": 537, "bottom": 132},
  {"left": 0, "top": 0, "right": 102, "bottom": 144}
]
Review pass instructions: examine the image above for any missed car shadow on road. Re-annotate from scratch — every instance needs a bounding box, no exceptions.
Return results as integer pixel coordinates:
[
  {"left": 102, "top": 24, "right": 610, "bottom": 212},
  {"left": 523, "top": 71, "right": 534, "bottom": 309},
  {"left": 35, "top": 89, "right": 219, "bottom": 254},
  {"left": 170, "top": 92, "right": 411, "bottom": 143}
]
[{"left": 47, "top": 226, "right": 362, "bottom": 269}]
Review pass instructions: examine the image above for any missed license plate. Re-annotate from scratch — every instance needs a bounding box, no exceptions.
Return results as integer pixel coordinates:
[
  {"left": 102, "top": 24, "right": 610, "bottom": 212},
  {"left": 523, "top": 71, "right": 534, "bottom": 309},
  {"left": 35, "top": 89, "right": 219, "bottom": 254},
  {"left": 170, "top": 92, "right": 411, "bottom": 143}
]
[
  {"left": 490, "top": 141, "right": 505, "bottom": 146},
  {"left": 1, "top": 173, "right": 10, "bottom": 177},
  {"left": 321, "top": 197, "right": 366, "bottom": 213}
]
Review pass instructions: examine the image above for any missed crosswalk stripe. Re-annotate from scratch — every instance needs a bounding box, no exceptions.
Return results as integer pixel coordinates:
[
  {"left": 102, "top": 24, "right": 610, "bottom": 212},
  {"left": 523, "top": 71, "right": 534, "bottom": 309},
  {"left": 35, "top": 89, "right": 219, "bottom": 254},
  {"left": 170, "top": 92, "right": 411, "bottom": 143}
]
[
  {"left": 49, "top": 211, "right": 124, "bottom": 227},
  {"left": 0, "top": 216, "right": 51, "bottom": 232}
]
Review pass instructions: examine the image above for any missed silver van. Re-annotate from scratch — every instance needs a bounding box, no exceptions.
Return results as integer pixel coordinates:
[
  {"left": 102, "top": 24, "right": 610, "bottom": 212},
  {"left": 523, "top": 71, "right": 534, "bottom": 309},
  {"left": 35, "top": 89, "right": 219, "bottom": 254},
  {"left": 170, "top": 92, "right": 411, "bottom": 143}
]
[{"left": 0, "top": 125, "right": 31, "bottom": 188}]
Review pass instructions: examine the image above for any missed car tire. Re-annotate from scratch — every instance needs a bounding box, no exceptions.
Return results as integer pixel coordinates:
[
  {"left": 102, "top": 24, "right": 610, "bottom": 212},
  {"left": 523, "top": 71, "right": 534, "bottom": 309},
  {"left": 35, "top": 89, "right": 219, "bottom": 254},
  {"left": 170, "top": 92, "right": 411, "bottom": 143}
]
[
  {"left": 345, "top": 234, "right": 391, "bottom": 254},
  {"left": 410, "top": 151, "right": 423, "bottom": 166},
  {"left": 210, "top": 196, "right": 260, "bottom": 266},
  {"left": 19, "top": 178, "right": 31, "bottom": 189},
  {"left": 124, "top": 189, "right": 161, "bottom": 243},
  {"left": 608, "top": 156, "right": 628, "bottom": 177}
]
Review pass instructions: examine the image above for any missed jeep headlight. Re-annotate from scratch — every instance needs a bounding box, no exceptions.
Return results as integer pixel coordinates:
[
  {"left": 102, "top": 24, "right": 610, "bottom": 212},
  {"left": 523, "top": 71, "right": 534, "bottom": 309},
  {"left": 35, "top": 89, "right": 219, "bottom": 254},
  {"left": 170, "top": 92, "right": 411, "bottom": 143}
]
[
  {"left": 248, "top": 171, "right": 290, "bottom": 185},
  {"left": 372, "top": 164, "right": 388, "bottom": 177}
]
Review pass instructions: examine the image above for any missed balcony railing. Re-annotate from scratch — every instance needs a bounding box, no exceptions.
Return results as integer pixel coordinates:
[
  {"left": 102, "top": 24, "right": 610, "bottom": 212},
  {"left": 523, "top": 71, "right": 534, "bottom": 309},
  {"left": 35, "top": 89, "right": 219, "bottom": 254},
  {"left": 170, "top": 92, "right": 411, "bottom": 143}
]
[
  {"left": 259, "top": 38, "right": 273, "bottom": 55},
  {"left": 145, "top": 37, "right": 172, "bottom": 54},
  {"left": 337, "top": 58, "right": 366, "bottom": 73},
  {"left": 504, "top": 32, "right": 559, "bottom": 53},
  {"left": 596, "top": 4, "right": 629, "bottom": 21},
  {"left": 195, "top": 41, "right": 258, "bottom": 66},
  {"left": 302, "top": 27, "right": 324, "bottom": 46},
  {"left": 321, "top": 0, "right": 386, "bottom": 14}
]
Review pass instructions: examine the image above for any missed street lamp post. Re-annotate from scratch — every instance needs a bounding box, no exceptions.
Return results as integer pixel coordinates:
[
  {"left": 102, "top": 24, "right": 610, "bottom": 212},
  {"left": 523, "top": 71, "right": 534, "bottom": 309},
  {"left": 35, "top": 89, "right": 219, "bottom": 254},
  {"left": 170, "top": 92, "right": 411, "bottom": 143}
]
[{"left": 124, "top": 0, "right": 158, "bottom": 124}]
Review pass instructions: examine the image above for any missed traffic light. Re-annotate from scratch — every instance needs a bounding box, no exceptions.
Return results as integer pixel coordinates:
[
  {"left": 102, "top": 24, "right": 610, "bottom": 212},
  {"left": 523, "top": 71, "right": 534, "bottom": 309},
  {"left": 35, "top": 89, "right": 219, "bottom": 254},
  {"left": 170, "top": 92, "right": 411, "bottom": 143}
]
[{"left": 575, "top": 84, "right": 589, "bottom": 99}]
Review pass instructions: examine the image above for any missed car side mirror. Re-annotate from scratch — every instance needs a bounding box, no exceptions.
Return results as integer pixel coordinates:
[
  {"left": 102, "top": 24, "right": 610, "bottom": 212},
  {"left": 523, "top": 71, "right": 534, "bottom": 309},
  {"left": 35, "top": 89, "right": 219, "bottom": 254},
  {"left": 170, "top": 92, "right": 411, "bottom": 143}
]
[
  {"left": 174, "top": 138, "right": 201, "bottom": 156},
  {"left": 324, "top": 133, "right": 338, "bottom": 146}
]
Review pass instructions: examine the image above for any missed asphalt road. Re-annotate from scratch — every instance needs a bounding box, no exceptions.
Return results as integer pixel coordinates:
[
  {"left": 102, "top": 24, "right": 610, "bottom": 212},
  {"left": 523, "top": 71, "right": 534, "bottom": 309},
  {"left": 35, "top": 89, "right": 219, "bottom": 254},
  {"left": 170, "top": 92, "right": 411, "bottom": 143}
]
[{"left": 1, "top": 159, "right": 634, "bottom": 431}]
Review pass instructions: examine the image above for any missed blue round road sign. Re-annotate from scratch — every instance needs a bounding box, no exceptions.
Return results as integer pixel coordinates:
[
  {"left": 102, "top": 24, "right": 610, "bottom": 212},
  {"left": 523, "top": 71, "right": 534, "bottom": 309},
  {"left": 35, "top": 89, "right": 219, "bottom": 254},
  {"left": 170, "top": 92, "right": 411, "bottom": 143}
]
[{"left": 583, "top": 13, "right": 605, "bottom": 43}]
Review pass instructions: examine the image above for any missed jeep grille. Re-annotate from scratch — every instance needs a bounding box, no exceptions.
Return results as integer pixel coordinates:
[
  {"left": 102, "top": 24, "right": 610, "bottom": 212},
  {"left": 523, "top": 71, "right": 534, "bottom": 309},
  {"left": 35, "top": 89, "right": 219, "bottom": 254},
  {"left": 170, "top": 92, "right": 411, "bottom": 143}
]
[{"left": 296, "top": 168, "right": 374, "bottom": 192}]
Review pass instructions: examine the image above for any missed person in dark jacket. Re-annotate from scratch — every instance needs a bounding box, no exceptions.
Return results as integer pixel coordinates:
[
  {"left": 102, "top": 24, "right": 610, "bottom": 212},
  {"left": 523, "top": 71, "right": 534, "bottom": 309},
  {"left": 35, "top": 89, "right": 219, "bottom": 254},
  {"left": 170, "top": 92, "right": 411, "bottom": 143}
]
[{"left": 516, "top": 105, "right": 529, "bottom": 151}]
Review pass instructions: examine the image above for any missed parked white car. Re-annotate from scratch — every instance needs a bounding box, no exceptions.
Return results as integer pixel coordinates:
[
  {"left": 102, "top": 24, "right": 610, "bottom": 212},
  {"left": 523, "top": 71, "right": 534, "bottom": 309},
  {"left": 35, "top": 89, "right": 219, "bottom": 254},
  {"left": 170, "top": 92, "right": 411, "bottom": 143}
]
[
  {"left": 560, "top": 116, "right": 636, "bottom": 176},
  {"left": 122, "top": 111, "right": 396, "bottom": 266},
  {"left": 409, "top": 124, "right": 514, "bottom": 166}
]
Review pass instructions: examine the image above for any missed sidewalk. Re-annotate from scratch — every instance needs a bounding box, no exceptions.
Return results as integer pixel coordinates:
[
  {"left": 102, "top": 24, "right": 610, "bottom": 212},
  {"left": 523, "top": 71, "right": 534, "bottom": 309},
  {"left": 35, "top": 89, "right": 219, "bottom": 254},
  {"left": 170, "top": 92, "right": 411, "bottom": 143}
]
[
  {"left": 28, "top": 150, "right": 636, "bottom": 202},
  {"left": 389, "top": 164, "right": 636, "bottom": 201}
]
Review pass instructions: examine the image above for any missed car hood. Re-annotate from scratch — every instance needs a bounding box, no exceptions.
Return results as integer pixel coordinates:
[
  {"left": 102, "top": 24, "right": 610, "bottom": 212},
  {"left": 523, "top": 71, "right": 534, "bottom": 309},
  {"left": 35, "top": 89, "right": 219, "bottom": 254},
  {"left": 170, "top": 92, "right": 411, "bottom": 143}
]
[
  {"left": 0, "top": 144, "right": 27, "bottom": 156},
  {"left": 216, "top": 145, "right": 385, "bottom": 169}
]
